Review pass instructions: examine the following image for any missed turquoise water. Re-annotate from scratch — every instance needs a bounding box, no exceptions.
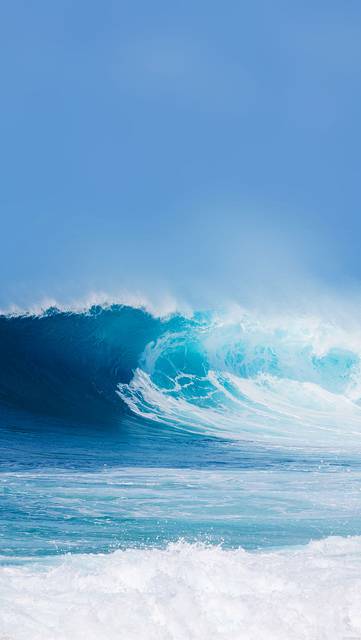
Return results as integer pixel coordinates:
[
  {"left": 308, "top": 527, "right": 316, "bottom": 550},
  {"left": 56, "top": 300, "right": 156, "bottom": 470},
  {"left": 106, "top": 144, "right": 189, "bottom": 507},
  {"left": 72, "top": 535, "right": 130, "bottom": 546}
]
[
  {"left": 2, "top": 304, "right": 361, "bottom": 638},
  {"left": 1, "top": 304, "right": 361, "bottom": 558}
]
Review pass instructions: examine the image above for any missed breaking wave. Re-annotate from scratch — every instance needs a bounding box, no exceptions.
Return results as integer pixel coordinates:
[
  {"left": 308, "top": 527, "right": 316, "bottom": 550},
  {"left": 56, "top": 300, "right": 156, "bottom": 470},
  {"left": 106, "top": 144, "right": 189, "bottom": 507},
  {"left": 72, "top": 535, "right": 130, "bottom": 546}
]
[{"left": 2, "top": 304, "right": 361, "bottom": 449}]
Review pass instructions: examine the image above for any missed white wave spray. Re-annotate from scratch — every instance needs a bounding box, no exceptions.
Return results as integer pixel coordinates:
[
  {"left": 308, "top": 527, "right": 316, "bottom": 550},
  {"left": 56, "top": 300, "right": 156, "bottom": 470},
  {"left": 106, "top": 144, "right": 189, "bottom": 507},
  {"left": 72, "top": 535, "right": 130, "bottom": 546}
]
[{"left": 1, "top": 537, "right": 361, "bottom": 640}]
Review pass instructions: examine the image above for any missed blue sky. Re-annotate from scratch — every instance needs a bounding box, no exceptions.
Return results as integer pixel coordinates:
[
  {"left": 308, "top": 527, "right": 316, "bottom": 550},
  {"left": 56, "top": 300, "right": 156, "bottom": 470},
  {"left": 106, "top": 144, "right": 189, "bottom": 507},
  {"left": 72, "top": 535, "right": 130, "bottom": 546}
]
[{"left": 1, "top": 1, "right": 361, "bottom": 308}]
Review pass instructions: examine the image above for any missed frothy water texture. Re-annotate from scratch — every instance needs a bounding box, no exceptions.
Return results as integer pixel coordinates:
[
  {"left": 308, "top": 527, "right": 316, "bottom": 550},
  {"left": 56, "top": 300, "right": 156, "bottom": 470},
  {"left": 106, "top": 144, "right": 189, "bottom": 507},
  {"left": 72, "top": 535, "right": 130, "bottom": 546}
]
[
  {"left": 1, "top": 303, "right": 361, "bottom": 638},
  {"left": 2, "top": 537, "right": 361, "bottom": 640}
]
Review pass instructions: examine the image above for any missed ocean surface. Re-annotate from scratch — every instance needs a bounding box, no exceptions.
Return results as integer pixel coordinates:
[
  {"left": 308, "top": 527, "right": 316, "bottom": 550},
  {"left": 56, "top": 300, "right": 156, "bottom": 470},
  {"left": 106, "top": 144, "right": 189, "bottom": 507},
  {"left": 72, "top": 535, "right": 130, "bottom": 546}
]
[{"left": 1, "top": 303, "right": 361, "bottom": 639}]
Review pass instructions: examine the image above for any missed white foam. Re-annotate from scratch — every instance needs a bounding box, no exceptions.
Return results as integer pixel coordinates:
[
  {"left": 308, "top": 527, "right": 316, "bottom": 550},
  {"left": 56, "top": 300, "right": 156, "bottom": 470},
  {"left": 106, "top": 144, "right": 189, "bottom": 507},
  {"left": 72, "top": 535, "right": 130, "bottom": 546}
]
[
  {"left": 1, "top": 537, "right": 361, "bottom": 639},
  {"left": 0, "top": 290, "right": 192, "bottom": 319}
]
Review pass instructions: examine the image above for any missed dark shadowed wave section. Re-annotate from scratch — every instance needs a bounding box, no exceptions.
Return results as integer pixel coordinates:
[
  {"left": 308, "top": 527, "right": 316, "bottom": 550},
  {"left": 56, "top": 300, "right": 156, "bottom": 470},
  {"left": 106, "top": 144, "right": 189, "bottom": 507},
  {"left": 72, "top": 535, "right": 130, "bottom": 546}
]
[{"left": 0, "top": 305, "right": 161, "bottom": 422}]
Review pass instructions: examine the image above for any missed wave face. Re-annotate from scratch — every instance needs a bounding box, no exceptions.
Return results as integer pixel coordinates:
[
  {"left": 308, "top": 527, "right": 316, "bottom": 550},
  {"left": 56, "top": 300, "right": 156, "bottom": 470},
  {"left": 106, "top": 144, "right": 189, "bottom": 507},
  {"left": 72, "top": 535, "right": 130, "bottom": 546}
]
[
  {"left": 2, "top": 537, "right": 361, "bottom": 640},
  {"left": 2, "top": 304, "right": 361, "bottom": 450},
  {"left": 0, "top": 305, "right": 161, "bottom": 422}
]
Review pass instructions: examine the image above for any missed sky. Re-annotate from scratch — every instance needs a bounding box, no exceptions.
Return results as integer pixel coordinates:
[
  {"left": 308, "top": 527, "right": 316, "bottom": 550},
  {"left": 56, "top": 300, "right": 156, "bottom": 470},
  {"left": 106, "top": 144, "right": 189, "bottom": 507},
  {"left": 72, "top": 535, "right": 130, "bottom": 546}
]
[{"left": 1, "top": 1, "right": 361, "bottom": 310}]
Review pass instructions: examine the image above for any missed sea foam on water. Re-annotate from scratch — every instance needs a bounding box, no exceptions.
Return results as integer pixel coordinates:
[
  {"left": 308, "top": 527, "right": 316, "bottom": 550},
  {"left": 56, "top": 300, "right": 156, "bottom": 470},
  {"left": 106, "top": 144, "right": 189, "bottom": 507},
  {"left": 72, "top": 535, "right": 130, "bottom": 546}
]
[{"left": 1, "top": 537, "right": 361, "bottom": 640}]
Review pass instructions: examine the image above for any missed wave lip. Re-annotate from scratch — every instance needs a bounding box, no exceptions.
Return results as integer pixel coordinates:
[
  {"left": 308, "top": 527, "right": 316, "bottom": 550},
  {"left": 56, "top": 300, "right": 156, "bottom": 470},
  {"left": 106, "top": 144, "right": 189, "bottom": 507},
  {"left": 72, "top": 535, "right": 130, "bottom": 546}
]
[{"left": 1, "top": 536, "right": 361, "bottom": 639}]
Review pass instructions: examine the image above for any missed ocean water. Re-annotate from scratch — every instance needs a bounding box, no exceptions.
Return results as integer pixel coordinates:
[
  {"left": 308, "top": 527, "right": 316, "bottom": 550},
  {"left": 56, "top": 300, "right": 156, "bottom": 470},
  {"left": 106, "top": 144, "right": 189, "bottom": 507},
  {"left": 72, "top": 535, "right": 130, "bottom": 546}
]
[{"left": 1, "top": 304, "right": 361, "bottom": 639}]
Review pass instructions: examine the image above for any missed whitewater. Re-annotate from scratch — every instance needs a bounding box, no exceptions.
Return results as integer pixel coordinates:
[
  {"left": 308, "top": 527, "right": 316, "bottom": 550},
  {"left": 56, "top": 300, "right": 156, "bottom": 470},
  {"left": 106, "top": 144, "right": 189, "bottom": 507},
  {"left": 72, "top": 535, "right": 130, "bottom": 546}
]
[
  {"left": 2, "top": 537, "right": 361, "bottom": 640},
  {"left": 1, "top": 302, "right": 361, "bottom": 639}
]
